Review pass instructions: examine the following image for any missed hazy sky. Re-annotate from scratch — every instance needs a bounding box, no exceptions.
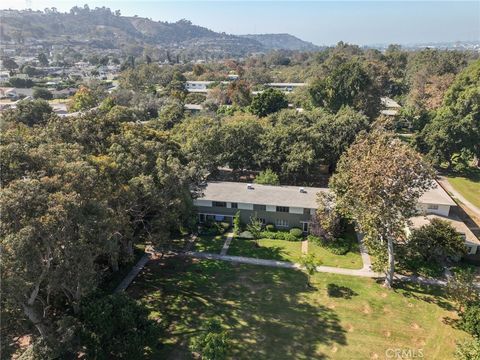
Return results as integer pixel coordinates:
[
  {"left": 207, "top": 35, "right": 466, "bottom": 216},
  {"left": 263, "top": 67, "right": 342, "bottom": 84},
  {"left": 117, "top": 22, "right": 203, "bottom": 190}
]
[{"left": 4, "top": 1, "right": 480, "bottom": 45}]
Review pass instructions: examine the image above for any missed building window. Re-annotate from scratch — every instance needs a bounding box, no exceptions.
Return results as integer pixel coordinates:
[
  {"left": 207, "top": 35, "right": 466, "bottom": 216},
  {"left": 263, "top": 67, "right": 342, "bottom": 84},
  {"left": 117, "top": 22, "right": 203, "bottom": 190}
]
[
  {"left": 199, "top": 214, "right": 206, "bottom": 223},
  {"left": 212, "top": 201, "right": 227, "bottom": 208},
  {"left": 301, "top": 222, "right": 309, "bottom": 232},
  {"left": 303, "top": 208, "right": 311, "bottom": 215},
  {"left": 276, "top": 206, "right": 289, "bottom": 213},
  {"left": 231, "top": 202, "right": 238, "bottom": 209},
  {"left": 427, "top": 204, "right": 439, "bottom": 210},
  {"left": 275, "top": 219, "right": 289, "bottom": 228},
  {"left": 253, "top": 204, "right": 266, "bottom": 211}
]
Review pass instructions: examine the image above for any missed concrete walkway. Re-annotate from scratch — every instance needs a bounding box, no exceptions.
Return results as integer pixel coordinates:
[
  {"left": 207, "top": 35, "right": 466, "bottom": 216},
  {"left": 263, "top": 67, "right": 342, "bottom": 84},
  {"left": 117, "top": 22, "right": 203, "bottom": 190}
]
[
  {"left": 438, "top": 176, "right": 480, "bottom": 220},
  {"left": 184, "top": 251, "right": 382, "bottom": 278},
  {"left": 301, "top": 240, "right": 308, "bottom": 254},
  {"left": 114, "top": 253, "right": 151, "bottom": 293},
  {"left": 356, "top": 232, "right": 373, "bottom": 272},
  {"left": 220, "top": 232, "right": 234, "bottom": 256}
]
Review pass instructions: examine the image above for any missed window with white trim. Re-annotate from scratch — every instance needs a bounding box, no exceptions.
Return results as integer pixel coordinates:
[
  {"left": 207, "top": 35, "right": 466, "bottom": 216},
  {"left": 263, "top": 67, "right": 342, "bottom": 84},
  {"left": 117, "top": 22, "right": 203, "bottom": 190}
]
[
  {"left": 275, "top": 219, "right": 289, "bottom": 228},
  {"left": 427, "top": 204, "right": 439, "bottom": 210},
  {"left": 276, "top": 206, "right": 289, "bottom": 213},
  {"left": 212, "top": 201, "right": 227, "bottom": 208}
]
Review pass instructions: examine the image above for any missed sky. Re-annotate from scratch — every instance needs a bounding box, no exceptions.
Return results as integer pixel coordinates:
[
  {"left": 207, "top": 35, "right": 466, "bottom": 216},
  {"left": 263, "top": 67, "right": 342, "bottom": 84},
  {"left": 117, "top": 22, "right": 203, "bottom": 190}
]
[{"left": 4, "top": 1, "right": 480, "bottom": 45}]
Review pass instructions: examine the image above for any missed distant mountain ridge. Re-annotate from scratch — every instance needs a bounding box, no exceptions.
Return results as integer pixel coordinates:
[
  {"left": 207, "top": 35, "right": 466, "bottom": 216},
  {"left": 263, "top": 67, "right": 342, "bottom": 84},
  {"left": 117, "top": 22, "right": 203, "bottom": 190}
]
[
  {"left": 240, "top": 33, "right": 321, "bottom": 51},
  {"left": 0, "top": 8, "right": 319, "bottom": 58}
]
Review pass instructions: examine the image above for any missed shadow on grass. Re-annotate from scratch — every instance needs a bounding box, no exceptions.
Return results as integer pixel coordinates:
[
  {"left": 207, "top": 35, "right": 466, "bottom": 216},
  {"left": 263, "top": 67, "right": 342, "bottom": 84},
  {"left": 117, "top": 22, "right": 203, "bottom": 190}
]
[
  {"left": 327, "top": 284, "right": 358, "bottom": 299},
  {"left": 128, "top": 256, "right": 347, "bottom": 359},
  {"left": 394, "top": 281, "right": 455, "bottom": 312}
]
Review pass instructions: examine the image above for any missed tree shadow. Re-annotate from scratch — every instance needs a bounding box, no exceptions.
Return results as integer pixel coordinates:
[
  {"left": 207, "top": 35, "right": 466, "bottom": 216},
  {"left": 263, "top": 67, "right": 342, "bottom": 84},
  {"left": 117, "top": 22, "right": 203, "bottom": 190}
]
[
  {"left": 327, "top": 284, "right": 358, "bottom": 299},
  {"left": 394, "top": 281, "right": 455, "bottom": 312},
  {"left": 128, "top": 256, "right": 347, "bottom": 359}
]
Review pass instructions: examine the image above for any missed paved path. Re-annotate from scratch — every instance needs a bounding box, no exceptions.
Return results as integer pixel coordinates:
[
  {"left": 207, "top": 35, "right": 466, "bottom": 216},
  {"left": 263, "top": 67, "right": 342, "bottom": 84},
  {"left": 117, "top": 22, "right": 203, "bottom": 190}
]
[
  {"left": 438, "top": 176, "right": 480, "bottom": 220},
  {"left": 356, "top": 232, "right": 373, "bottom": 272},
  {"left": 220, "top": 232, "right": 234, "bottom": 256},
  {"left": 184, "top": 251, "right": 382, "bottom": 278},
  {"left": 114, "top": 253, "right": 151, "bottom": 293},
  {"left": 301, "top": 240, "right": 308, "bottom": 254}
]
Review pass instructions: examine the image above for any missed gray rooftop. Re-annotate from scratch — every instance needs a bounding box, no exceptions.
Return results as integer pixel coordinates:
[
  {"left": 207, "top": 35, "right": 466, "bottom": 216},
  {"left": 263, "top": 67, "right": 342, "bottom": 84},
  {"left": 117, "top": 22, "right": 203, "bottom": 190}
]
[
  {"left": 419, "top": 182, "right": 456, "bottom": 206},
  {"left": 198, "top": 181, "right": 327, "bottom": 209}
]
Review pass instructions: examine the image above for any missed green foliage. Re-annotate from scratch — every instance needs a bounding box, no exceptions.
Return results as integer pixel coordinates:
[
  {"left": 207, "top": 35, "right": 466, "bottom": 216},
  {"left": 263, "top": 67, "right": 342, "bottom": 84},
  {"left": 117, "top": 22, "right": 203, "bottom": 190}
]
[
  {"left": 289, "top": 227, "right": 303, "bottom": 238},
  {"left": 311, "top": 192, "right": 344, "bottom": 241},
  {"left": 299, "top": 253, "right": 321, "bottom": 286},
  {"left": 254, "top": 169, "right": 280, "bottom": 185},
  {"left": 265, "top": 224, "right": 276, "bottom": 232},
  {"left": 260, "top": 230, "right": 299, "bottom": 241},
  {"left": 446, "top": 267, "right": 479, "bottom": 310},
  {"left": 405, "top": 218, "right": 466, "bottom": 266},
  {"left": 460, "top": 304, "right": 480, "bottom": 337},
  {"left": 247, "top": 215, "right": 263, "bottom": 244},
  {"left": 417, "top": 60, "right": 480, "bottom": 167},
  {"left": 1, "top": 99, "right": 53, "bottom": 126},
  {"left": 33, "top": 87, "right": 53, "bottom": 100},
  {"left": 249, "top": 88, "right": 288, "bottom": 117},
  {"left": 190, "top": 319, "right": 230, "bottom": 360},
  {"left": 309, "top": 59, "right": 381, "bottom": 118},
  {"left": 238, "top": 230, "right": 253, "bottom": 239},
  {"left": 455, "top": 337, "right": 480, "bottom": 360},
  {"left": 6, "top": 77, "right": 35, "bottom": 88},
  {"left": 307, "top": 235, "right": 351, "bottom": 255},
  {"left": 233, "top": 211, "right": 242, "bottom": 235},
  {"left": 69, "top": 86, "right": 98, "bottom": 112},
  {"left": 330, "top": 129, "right": 434, "bottom": 287},
  {"left": 79, "top": 293, "right": 160, "bottom": 359}
]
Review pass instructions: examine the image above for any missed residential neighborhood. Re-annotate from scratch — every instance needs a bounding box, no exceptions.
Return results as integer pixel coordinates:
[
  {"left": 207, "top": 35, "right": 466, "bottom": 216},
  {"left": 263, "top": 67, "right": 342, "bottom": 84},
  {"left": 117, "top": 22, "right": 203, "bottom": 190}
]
[{"left": 1, "top": 3, "right": 480, "bottom": 360}]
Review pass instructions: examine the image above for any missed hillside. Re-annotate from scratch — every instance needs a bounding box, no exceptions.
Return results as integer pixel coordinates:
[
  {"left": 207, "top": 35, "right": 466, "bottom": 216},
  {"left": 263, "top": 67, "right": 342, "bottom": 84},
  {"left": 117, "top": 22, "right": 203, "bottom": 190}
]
[
  {"left": 0, "top": 9, "right": 319, "bottom": 58},
  {"left": 240, "top": 33, "right": 320, "bottom": 51}
]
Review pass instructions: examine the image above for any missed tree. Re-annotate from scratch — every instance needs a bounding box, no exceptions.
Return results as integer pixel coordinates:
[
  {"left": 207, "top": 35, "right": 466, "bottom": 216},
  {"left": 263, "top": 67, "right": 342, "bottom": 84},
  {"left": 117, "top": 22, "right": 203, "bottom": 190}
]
[
  {"left": 254, "top": 169, "right": 280, "bottom": 185},
  {"left": 417, "top": 60, "right": 480, "bottom": 168},
  {"left": 38, "top": 53, "right": 49, "bottom": 66},
  {"left": 2, "top": 56, "right": 18, "bottom": 70},
  {"left": 249, "top": 88, "right": 288, "bottom": 117},
  {"left": 446, "top": 267, "right": 479, "bottom": 311},
  {"left": 190, "top": 319, "right": 229, "bottom": 360},
  {"left": 330, "top": 130, "right": 434, "bottom": 288},
  {"left": 233, "top": 211, "right": 242, "bottom": 235},
  {"left": 227, "top": 80, "right": 252, "bottom": 107},
  {"left": 247, "top": 215, "right": 263, "bottom": 246},
  {"left": 33, "top": 87, "right": 53, "bottom": 100},
  {"left": 310, "top": 192, "right": 343, "bottom": 242},
  {"left": 69, "top": 86, "right": 98, "bottom": 112},
  {"left": 1, "top": 99, "right": 53, "bottom": 126},
  {"left": 309, "top": 59, "right": 381, "bottom": 119},
  {"left": 79, "top": 293, "right": 160, "bottom": 359},
  {"left": 299, "top": 254, "right": 321, "bottom": 288},
  {"left": 407, "top": 218, "right": 466, "bottom": 265}
]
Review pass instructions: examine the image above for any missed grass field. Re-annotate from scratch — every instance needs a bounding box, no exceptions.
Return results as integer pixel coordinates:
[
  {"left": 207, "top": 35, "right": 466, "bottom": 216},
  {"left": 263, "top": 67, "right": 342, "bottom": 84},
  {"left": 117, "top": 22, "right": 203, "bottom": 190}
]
[
  {"left": 228, "top": 225, "right": 363, "bottom": 269},
  {"left": 128, "top": 258, "right": 469, "bottom": 359},
  {"left": 194, "top": 234, "right": 226, "bottom": 253},
  {"left": 446, "top": 170, "right": 480, "bottom": 209}
]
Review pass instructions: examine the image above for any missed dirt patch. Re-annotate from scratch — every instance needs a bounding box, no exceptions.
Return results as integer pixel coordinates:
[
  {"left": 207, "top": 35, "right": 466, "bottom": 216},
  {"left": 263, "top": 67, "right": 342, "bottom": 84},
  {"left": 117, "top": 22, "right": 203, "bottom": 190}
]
[
  {"left": 383, "top": 330, "right": 391, "bottom": 338},
  {"left": 362, "top": 305, "right": 372, "bottom": 314},
  {"left": 346, "top": 323, "right": 354, "bottom": 332},
  {"left": 410, "top": 322, "right": 422, "bottom": 330}
]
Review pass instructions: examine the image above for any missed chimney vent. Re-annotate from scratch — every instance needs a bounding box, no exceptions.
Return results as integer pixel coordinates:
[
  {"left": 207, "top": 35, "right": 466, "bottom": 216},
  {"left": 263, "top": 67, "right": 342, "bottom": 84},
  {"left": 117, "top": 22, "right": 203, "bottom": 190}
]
[
  {"left": 247, "top": 183, "right": 254, "bottom": 190},
  {"left": 299, "top": 187, "right": 306, "bottom": 193}
]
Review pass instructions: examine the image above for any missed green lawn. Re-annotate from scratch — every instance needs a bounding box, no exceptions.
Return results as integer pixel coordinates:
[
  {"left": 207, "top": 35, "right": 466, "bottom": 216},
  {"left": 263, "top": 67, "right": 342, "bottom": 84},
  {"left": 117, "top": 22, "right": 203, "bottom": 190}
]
[
  {"left": 194, "top": 234, "right": 226, "bottom": 253},
  {"left": 228, "top": 238, "right": 303, "bottom": 262},
  {"left": 128, "top": 258, "right": 469, "bottom": 359},
  {"left": 447, "top": 171, "right": 480, "bottom": 209},
  {"left": 228, "top": 225, "right": 363, "bottom": 269}
]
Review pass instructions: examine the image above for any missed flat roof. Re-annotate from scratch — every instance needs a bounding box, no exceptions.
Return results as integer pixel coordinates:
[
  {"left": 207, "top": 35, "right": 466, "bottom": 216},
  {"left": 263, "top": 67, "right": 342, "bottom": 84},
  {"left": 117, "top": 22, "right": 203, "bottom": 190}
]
[
  {"left": 410, "top": 214, "right": 480, "bottom": 245},
  {"left": 197, "top": 181, "right": 327, "bottom": 209},
  {"left": 419, "top": 181, "right": 456, "bottom": 206},
  {"left": 267, "top": 82, "right": 306, "bottom": 87}
]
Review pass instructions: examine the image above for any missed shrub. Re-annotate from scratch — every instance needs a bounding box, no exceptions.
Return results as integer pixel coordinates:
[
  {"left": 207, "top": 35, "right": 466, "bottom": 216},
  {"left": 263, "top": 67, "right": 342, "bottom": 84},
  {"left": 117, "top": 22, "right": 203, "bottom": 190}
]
[
  {"left": 328, "top": 242, "right": 350, "bottom": 255},
  {"left": 289, "top": 228, "right": 303, "bottom": 238},
  {"left": 265, "top": 224, "right": 276, "bottom": 232},
  {"left": 460, "top": 303, "right": 480, "bottom": 337},
  {"left": 307, "top": 234, "right": 322, "bottom": 246},
  {"left": 238, "top": 231, "right": 253, "bottom": 239},
  {"left": 283, "top": 232, "right": 298, "bottom": 241}
]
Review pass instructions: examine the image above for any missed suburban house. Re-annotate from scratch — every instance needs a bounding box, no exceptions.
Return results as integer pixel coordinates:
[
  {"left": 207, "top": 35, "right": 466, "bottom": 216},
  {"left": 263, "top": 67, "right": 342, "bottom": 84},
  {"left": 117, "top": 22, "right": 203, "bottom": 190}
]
[
  {"left": 412, "top": 181, "right": 480, "bottom": 255},
  {"left": 265, "top": 82, "right": 306, "bottom": 92},
  {"left": 193, "top": 181, "right": 327, "bottom": 232},
  {"left": 194, "top": 180, "right": 479, "bottom": 255}
]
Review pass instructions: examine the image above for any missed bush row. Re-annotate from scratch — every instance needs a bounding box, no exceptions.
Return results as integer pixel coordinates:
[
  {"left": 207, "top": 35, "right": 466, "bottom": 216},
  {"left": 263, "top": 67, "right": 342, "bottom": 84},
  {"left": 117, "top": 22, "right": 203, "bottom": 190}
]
[{"left": 307, "top": 235, "right": 351, "bottom": 255}]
